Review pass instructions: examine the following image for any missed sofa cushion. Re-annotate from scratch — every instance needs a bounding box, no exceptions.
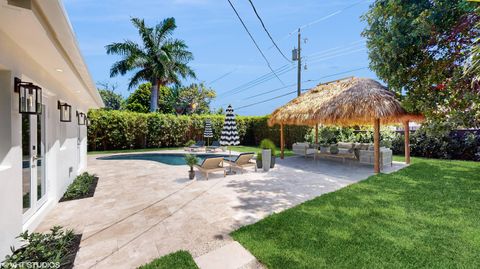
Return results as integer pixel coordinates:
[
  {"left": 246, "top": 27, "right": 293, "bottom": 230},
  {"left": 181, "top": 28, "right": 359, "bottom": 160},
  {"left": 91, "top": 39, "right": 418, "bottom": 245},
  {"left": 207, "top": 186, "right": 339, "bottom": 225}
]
[
  {"left": 294, "top": 142, "right": 308, "bottom": 147},
  {"left": 337, "top": 142, "right": 354, "bottom": 149},
  {"left": 338, "top": 148, "right": 352, "bottom": 155}
]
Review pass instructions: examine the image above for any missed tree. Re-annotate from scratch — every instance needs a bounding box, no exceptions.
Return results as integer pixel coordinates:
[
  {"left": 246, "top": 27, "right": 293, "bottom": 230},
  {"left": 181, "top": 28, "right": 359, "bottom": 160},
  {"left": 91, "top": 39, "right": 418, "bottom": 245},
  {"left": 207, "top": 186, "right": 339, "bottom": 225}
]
[
  {"left": 124, "top": 83, "right": 176, "bottom": 113},
  {"left": 362, "top": 0, "right": 480, "bottom": 127},
  {"left": 465, "top": 7, "right": 480, "bottom": 89},
  {"left": 106, "top": 17, "right": 196, "bottom": 112},
  {"left": 124, "top": 83, "right": 151, "bottom": 113},
  {"left": 174, "top": 83, "right": 216, "bottom": 115},
  {"left": 97, "top": 83, "right": 123, "bottom": 110}
]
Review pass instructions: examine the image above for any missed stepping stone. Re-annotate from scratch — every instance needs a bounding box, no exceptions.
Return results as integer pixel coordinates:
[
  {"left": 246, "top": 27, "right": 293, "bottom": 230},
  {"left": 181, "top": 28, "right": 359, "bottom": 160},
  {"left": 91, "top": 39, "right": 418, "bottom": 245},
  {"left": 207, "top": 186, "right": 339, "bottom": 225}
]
[{"left": 194, "top": 241, "right": 257, "bottom": 269}]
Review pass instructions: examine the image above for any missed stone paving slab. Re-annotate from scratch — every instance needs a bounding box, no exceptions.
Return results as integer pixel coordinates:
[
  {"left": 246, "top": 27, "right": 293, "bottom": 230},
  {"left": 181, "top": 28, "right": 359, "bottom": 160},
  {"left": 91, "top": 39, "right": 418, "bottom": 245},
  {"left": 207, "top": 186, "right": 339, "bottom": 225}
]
[
  {"left": 194, "top": 241, "right": 256, "bottom": 269},
  {"left": 36, "top": 150, "right": 407, "bottom": 269}
]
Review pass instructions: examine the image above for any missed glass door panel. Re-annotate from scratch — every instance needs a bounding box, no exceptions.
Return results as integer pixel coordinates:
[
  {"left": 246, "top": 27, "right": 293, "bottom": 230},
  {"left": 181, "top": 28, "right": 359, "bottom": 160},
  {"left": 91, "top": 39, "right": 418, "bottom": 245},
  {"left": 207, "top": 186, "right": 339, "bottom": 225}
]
[
  {"left": 37, "top": 108, "right": 46, "bottom": 202},
  {"left": 21, "top": 114, "right": 32, "bottom": 213},
  {"left": 22, "top": 103, "right": 46, "bottom": 220}
]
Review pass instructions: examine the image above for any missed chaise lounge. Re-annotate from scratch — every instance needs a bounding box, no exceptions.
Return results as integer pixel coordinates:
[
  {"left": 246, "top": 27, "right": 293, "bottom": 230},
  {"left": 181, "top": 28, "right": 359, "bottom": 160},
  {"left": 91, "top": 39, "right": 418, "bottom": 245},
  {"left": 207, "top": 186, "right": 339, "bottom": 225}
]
[
  {"left": 224, "top": 152, "right": 257, "bottom": 173},
  {"left": 194, "top": 157, "right": 225, "bottom": 180},
  {"left": 185, "top": 141, "right": 205, "bottom": 152},
  {"left": 206, "top": 141, "right": 223, "bottom": 152}
]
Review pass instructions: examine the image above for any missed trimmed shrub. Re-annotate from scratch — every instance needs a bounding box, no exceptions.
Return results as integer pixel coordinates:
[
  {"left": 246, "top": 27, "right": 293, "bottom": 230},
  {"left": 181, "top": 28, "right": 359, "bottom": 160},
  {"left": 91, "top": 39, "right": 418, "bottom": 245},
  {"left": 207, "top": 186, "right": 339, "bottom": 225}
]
[
  {"left": 61, "top": 172, "right": 97, "bottom": 201},
  {"left": 87, "top": 110, "right": 309, "bottom": 151},
  {"left": 3, "top": 226, "right": 80, "bottom": 269}
]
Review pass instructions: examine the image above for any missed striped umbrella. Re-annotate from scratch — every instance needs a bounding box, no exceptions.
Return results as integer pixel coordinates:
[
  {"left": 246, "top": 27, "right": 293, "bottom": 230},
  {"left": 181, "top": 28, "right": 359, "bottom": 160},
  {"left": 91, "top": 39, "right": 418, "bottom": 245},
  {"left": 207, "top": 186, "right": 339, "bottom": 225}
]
[
  {"left": 220, "top": 105, "right": 240, "bottom": 174},
  {"left": 204, "top": 119, "right": 213, "bottom": 145},
  {"left": 220, "top": 105, "right": 240, "bottom": 147}
]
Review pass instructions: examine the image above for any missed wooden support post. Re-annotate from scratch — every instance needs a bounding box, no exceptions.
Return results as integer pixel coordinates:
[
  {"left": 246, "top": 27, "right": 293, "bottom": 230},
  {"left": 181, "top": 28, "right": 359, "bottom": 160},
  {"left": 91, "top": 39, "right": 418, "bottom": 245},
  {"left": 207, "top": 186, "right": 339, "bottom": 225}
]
[
  {"left": 280, "top": 124, "right": 284, "bottom": 159},
  {"left": 315, "top": 124, "right": 318, "bottom": 144},
  {"left": 373, "top": 118, "right": 380, "bottom": 174},
  {"left": 404, "top": 120, "right": 411, "bottom": 164}
]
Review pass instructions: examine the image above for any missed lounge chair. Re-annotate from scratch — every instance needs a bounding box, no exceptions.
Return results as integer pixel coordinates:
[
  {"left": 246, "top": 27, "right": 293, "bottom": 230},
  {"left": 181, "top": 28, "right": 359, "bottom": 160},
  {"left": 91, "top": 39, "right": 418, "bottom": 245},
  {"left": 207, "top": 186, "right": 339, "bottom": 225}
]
[
  {"left": 194, "top": 157, "right": 225, "bottom": 180},
  {"left": 206, "top": 141, "right": 222, "bottom": 152},
  {"left": 224, "top": 152, "right": 257, "bottom": 173},
  {"left": 185, "top": 141, "right": 205, "bottom": 152}
]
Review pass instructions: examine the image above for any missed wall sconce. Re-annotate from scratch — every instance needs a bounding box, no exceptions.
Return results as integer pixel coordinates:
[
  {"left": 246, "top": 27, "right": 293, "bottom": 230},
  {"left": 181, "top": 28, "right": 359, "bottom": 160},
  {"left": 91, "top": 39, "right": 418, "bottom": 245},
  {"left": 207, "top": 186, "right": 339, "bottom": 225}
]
[
  {"left": 57, "top": 101, "right": 72, "bottom": 122},
  {"left": 76, "top": 111, "right": 87, "bottom": 125},
  {"left": 14, "top": 77, "right": 42, "bottom": 114}
]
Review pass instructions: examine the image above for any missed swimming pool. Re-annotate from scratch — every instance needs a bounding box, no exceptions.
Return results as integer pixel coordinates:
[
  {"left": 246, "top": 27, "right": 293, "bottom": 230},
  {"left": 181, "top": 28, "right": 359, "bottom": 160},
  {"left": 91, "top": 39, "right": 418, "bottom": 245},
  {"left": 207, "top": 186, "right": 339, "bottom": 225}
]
[{"left": 97, "top": 153, "right": 233, "bottom": 166}]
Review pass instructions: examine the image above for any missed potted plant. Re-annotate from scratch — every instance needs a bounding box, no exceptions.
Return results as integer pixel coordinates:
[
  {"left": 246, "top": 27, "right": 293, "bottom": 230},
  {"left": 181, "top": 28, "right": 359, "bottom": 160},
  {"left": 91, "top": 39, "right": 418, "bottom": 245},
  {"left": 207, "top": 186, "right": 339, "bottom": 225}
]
[
  {"left": 256, "top": 152, "right": 262, "bottom": 169},
  {"left": 259, "top": 139, "right": 276, "bottom": 171},
  {"left": 184, "top": 154, "right": 198, "bottom": 180}
]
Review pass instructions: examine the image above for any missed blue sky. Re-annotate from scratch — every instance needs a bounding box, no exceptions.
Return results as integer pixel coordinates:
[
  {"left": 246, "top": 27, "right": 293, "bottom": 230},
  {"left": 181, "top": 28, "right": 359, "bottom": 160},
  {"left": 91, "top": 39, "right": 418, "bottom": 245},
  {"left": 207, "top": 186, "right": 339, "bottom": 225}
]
[{"left": 64, "top": 0, "right": 377, "bottom": 115}]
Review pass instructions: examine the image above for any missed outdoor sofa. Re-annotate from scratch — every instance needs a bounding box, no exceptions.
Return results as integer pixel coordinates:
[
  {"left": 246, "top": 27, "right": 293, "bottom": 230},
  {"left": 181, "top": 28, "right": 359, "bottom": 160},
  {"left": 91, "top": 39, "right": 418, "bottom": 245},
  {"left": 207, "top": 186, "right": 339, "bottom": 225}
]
[
  {"left": 292, "top": 142, "right": 393, "bottom": 166},
  {"left": 292, "top": 142, "right": 317, "bottom": 158}
]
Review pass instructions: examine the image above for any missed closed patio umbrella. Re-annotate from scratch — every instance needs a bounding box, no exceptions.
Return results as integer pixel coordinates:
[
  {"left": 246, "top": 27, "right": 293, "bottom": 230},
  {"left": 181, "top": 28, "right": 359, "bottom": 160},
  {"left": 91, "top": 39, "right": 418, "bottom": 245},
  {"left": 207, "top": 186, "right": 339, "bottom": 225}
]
[
  {"left": 204, "top": 119, "right": 213, "bottom": 146},
  {"left": 220, "top": 105, "right": 240, "bottom": 174}
]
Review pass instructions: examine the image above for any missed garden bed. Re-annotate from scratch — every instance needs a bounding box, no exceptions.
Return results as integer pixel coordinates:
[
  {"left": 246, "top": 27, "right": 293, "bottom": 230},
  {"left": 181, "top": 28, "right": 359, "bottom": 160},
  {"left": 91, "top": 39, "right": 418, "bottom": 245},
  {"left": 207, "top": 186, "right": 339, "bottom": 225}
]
[
  {"left": 2, "top": 227, "right": 82, "bottom": 269},
  {"left": 59, "top": 172, "right": 98, "bottom": 202}
]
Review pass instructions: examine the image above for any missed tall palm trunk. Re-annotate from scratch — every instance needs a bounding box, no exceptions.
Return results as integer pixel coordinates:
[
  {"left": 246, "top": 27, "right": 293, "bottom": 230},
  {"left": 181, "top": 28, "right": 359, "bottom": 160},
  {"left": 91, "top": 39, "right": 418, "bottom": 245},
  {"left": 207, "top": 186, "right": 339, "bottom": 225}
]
[{"left": 150, "top": 79, "right": 159, "bottom": 112}]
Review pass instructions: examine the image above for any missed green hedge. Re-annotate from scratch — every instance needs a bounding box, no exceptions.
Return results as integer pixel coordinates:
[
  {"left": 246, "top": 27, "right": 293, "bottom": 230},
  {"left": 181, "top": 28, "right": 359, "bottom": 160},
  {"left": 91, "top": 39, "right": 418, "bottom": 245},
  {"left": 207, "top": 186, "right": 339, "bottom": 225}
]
[{"left": 87, "top": 110, "right": 309, "bottom": 151}]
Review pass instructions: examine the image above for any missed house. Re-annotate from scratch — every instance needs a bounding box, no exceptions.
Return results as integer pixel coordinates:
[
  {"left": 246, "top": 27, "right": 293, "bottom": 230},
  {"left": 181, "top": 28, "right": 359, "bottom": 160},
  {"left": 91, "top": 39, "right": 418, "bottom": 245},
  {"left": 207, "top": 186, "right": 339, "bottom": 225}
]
[{"left": 0, "top": 0, "right": 103, "bottom": 259}]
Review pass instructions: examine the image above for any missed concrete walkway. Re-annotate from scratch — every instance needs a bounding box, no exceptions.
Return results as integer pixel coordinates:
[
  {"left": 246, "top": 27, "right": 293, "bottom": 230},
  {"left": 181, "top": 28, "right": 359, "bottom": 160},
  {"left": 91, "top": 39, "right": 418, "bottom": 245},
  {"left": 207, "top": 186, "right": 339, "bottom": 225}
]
[{"left": 37, "top": 150, "right": 406, "bottom": 269}]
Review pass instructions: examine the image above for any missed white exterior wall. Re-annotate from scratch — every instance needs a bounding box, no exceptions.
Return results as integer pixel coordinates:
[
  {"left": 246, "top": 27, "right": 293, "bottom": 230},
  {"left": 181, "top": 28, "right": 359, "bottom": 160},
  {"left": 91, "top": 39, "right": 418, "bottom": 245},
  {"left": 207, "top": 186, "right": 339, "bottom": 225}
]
[{"left": 0, "top": 1, "right": 101, "bottom": 260}]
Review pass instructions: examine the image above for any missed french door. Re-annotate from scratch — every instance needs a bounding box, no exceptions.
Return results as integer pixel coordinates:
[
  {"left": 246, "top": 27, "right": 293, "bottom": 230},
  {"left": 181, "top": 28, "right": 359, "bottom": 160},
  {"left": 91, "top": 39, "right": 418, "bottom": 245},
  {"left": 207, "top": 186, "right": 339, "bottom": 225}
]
[{"left": 22, "top": 105, "right": 47, "bottom": 221}]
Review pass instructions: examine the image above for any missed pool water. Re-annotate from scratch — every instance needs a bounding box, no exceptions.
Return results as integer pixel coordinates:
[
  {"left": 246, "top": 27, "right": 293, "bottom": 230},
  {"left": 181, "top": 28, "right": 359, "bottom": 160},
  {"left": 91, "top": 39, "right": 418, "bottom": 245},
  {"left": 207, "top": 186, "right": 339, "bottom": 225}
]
[{"left": 97, "top": 153, "right": 233, "bottom": 166}]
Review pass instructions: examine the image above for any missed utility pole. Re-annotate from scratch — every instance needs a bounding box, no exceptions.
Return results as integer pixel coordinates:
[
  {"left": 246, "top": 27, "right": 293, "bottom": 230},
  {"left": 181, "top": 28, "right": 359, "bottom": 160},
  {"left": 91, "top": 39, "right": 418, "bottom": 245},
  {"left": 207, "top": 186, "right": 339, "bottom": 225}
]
[
  {"left": 292, "top": 29, "right": 302, "bottom": 96},
  {"left": 297, "top": 28, "right": 301, "bottom": 97}
]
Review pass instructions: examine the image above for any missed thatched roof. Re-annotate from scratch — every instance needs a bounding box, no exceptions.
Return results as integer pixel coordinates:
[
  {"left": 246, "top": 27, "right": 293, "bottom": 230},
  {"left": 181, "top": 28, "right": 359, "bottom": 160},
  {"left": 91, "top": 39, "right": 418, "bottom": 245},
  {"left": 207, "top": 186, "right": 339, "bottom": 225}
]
[{"left": 268, "top": 77, "right": 424, "bottom": 127}]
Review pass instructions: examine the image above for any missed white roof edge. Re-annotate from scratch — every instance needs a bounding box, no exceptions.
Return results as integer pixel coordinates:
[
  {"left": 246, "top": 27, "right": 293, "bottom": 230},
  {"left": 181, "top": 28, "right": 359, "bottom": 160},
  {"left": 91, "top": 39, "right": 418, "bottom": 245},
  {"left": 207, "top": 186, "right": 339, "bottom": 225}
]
[{"left": 35, "top": 0, "right": 104, "bottom": 108}]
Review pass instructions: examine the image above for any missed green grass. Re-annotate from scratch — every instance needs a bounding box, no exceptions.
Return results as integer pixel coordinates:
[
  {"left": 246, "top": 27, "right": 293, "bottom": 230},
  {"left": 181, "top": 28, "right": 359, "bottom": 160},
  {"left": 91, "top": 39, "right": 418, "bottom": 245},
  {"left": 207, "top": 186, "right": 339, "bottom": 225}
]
[
  {"left": 228, "top": 146, "right": 295, "bottom": 157},
  {"left": 231, "top": 157, "right": 480, "bottom": 268},
  {"left": 88, "top": 147, "right": 180, "bottom": 155},
  {"left": 138, "top": 251, "right": 198, "bottom": 269}
]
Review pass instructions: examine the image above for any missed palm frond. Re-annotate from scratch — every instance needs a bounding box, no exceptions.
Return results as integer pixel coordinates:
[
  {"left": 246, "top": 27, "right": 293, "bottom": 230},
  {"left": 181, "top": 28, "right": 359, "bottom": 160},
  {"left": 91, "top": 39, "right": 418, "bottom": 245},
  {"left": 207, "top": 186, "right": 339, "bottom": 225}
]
[
  {"left": 128, "top": 69, "right": 151, "bottom": 90},
  {"left": 105, "top": 40, "right": 143, "bottom": 56},
  {"left": 154, "top": 17, "right": 177, "bottom": 45}
]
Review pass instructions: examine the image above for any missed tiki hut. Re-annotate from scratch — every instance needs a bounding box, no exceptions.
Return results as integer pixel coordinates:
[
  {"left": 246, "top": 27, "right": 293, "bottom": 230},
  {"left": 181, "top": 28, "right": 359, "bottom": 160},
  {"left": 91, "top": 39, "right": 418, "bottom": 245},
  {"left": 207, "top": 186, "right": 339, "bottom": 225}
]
[{"left": 268, "top": 77, "right": 424, "bottom": 173}]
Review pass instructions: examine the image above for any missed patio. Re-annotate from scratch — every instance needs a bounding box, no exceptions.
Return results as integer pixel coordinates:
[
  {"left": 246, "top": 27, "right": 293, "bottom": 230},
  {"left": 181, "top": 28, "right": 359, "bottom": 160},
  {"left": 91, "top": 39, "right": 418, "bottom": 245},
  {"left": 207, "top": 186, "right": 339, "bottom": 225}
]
[{"left": 36, "top": 150, "right": 406, "bottom": 269}]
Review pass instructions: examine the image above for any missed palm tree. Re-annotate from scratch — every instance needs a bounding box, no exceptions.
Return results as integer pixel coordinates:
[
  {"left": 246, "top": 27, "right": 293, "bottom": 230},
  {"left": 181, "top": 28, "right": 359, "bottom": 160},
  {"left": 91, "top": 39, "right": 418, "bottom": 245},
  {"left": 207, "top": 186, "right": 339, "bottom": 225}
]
[{"left": 106, "top": 17, "right": 196, "bottom": 112}]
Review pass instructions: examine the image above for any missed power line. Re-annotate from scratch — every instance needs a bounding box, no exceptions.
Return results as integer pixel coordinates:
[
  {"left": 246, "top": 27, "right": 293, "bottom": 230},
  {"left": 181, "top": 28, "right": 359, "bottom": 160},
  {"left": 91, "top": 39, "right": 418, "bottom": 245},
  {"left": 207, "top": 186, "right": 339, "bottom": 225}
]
[
  {"left": 226, "top": 0, "right": 285, "bottom": 85},
  {"left": 218, "top": 42, "right": 364, "bottom": 97},
  {"left": 228, "top": 66, "right": 295, "bottom": 96},
  {"left": 236, "top": 91, "right": 296, "bottom": 110},
  {"left": 218, "top": 46, "right": 366, "bottom": 98},
  {"left": 208, "top": 68, "right": 237, "bottom": 85},
  {"left": 217, "top": 64, "right": 293, "bottom": 97},
  {"left": 287, "top": 0, "right": 369, "bottom": 37},
  {"left": 235, "top": 66, "right": 369, "bottom": 110},
  {"left": 247, "top": 0, "right": 290, "bottom": 63},
  {"left": 243, "top": 83, "right": 296, "bottom": 100}
]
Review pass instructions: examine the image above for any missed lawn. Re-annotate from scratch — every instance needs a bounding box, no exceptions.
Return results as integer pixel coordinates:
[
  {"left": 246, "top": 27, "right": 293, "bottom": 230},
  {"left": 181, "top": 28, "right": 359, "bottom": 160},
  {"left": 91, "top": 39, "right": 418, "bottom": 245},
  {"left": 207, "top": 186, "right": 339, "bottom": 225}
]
[
  {"left": 229, "top": 146, "right": 294, "bottom": 157},
  {"left": 138, "top": 250, "right": 198, "bottom": 269},
  {"left": 231, "top": 157, "right": 480, "bottom": 268}
]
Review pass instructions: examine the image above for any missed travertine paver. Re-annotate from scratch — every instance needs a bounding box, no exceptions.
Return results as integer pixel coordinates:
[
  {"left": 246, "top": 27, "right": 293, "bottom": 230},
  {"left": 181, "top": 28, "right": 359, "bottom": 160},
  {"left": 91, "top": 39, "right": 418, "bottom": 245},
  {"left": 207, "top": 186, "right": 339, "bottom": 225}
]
[
  {"left": 194, "top": 241, "right": 256, "bottom": 269},
  {"left": 36, "top": 150, "right": 406, "bottom": 269}
]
